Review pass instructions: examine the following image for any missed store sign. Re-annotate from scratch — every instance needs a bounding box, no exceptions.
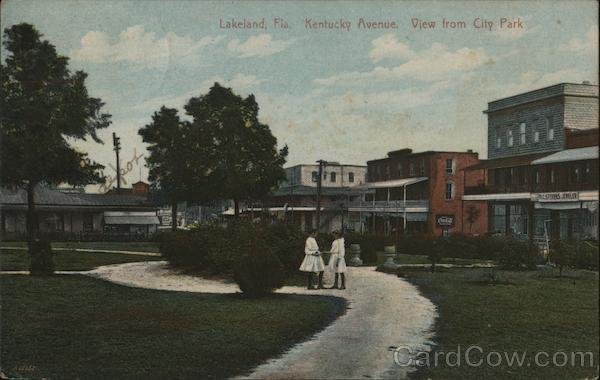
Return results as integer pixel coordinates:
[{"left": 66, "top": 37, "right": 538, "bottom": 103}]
[
  {"left": 536, "top": 192, "right": 579, "bottom": 202},
  {"left": 436, "top": 214, "right": 455, "bottom": 228}
]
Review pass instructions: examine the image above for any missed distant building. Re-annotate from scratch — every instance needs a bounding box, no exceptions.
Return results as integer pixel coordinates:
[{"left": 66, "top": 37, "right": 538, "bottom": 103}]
[
  {"left": 0, "top": 184, "right": 159, "bottom": 241},
  {"left": 105, "top": 181, "right": 150, "bottom": 196},
  {"left": 257, "top": 163, "right": 368, "bottom": 232},
  {"left": 464, "top": 83, "right": 599, "bottom": 243}
]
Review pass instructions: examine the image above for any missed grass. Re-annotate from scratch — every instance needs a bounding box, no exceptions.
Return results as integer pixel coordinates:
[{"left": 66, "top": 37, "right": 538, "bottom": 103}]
[
  {"left": 396, "top": 267, "right": 599, "bottom": 379},
  {"left": 0, "top": 248, "right": 161, "bottom": 271},
  {"left": 0, "top": 241, "right": 160, "bottom": 253},
  {"left": 1, "top": 275, "right": 346, "bottom": 379}
]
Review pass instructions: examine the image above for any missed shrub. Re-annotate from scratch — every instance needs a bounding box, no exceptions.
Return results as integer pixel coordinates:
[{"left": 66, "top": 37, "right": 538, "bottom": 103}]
[
  {"left": 573, "top": 241, "right": 599, "bottom": 271},
  {"left": 159, "top": 230, "right": 211, "bottom": 269},
  {"left": 29, "top": 239, "right": 54, "bottom": 275},
  {"left": 262, "top": 223, "right": 305, "bottom": 275},
  {"left": 471, "top": 235, "right": 506, "bottom": 260},
  {"left": 498, "top": 239, "right": 539, "bottom": 270},
  {"left": 548, "top": 240, "right": 575, "bottom": 277},
  {"left": 356, "top": 234, "right": 384, "bottom": 264},
  {"left": 234, "top": 250, "right": 285, "bottom": 297}
]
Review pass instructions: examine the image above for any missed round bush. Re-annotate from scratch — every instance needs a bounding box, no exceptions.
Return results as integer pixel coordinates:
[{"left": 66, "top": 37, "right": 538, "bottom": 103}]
[{"left": 234, "top": 251, "right": 285, "bottom": 297}]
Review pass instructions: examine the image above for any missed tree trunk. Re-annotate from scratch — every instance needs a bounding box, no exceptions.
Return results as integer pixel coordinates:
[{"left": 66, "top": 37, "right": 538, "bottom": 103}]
[
  {"left": 171, "top": 202, "right": 178, "bottom": 231},
  {"left": 234, "top": 199, "right": 240, "bottom": 218},
  {"left": 26, "top": 182, "right": 38, "bottom": 242}
]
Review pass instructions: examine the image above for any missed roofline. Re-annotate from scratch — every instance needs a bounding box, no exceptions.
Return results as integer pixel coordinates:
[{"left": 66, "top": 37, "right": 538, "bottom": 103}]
[
  {"left": 484, "top": 82, "right": 598, "bottom": 114},
  {"left": 285, "top": 163, "right": 367, "bottom": 169},
  {"left": 367, "top": 150, "right": 479, "bottom": 163}
]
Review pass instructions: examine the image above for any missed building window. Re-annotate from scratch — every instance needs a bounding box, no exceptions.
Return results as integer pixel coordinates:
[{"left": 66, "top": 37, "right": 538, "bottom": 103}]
[
  {"left": 533, "top": 130, "right": 540, "bottom": 143},
  {"left": 519, "top": 123, "right": 526, "bottom": 145},
  {"left": 311, "top": 171, "right": 318, "bottom": 182},
  {"left": 409, "top": 162, "right": 416, "bottom": 176},
  {"left": 348, "top": 172, "right": 354, "bottom": 183},
  {"left": 445, "top": 159, "right": 454, "bottom": 175},
  {"left": 442, "top": 229, "right": 451, "bottom": 237},
  {"left": 445, "top": 182, "right": 454, "bottom": 200},
  {"left": 545, "top": 117, "right": 554, "bottom": 141},
  {"left": 385, "top": 165, "right": 390, "bottom": 179},
  {"left": 420, "top": 159, "right": 426, "bottom": 176},
  {"left": 534, "top": 169, "right": 540, "bottom": 185},
  {"left": 492, "top": 205, "right": 506, "bottom": 234},
  {"left": 571, "top": 165, "right": 580, "bottom": 183},
  {"left": 496, "top": 134, "right": 502, "bottom": 148},
  {"left": 583, "top": 162, "right": 591, "bottom": 183},
  {"left": 330, "top": 172, "right": 336, "bottom": 183},
  {"left": 507, "top": 129, "right": 514, "bottom": 147},
  {"left": 549, "top": 168, "right": 555, "bottom": 184},
  {"left": 397, "top": 163, "right": 403, "bottom": 177},
  {"left": 83, "top": 214, "right": 94, "bottom": 232}
]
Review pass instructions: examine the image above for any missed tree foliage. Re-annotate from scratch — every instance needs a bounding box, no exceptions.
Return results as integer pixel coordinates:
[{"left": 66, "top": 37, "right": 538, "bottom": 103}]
[
  {"left": 140, "top": 83, "right": 288, "bottom": 218},
  {"left": 184, "top": 83, "right": 288, "bottom": 215},
  {"left": 1, "top": 23, "right": 110, "bottom": 189},
  {"left": 1, "top": 23, "right": 110, "bottom": 244}
]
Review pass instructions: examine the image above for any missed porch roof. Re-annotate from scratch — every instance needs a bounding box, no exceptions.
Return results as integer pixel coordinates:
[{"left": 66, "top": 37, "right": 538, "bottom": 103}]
[
  {"left": 358, "top": 177, "right": 428, "bottom": 189},
  {"left": 531, "top": 146, "right": 598, "bottom": 165}
]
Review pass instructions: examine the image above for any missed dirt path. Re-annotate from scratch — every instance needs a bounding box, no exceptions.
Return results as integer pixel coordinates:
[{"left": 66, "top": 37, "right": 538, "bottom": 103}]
[{"left": 86, "top": 261, "right": 437, "bottom": 379}]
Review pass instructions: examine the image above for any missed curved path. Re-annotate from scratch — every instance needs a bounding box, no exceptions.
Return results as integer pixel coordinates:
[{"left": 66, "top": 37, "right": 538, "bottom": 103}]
[{"left": 86, "top": 261, "right": 437, "bottom": 379}]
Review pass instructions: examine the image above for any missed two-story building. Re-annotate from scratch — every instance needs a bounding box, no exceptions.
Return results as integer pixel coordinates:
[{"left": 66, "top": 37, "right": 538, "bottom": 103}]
[
  {"left": 463, "top": 83, "right": 599, "bottom": 243},
  {"left": 360, "top": 148, "right": 485, "bottom": 236},
  {"left": 257, "top": 163, "right": 368, "bottom": 232}
]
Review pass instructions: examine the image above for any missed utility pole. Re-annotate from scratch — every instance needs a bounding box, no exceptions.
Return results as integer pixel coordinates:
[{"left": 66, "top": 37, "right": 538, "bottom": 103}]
[
  {"left": 315, "top": 159, "right": 325, "bottom": 232},
  {"left": 112, "top": 132, "right": 121, "bottom": 191}
]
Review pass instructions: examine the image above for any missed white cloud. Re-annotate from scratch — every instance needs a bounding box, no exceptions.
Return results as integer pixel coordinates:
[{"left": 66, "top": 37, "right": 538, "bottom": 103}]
[
  {"left": 131, "top": 74, "right": 263, "bottom": 113},
  {"left": 315, "top": 43, "right": 491, "bottom": 85},
  {"left": 71, "top": 25, "right": 222, "bottom": 67},
  {"left": 558, "top": 25, "right": 599, "bottom": 53},
  {"left": 369, "top": 33, "right": 414, "bottom": 62},
  {"left": 227, "top": 34, "right": 292, "bottom": 58},
  {"left": 202, "top": 73, "right": 264, "bottom": 90}
]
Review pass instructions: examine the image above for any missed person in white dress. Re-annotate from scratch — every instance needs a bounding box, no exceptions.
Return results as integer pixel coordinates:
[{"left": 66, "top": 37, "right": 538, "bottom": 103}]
[
  {"left": 299, "top": 230, "right": 325, "bottom": 289},
  {"left": 327, "top": 230, "right": 347, "bottom": 289}
]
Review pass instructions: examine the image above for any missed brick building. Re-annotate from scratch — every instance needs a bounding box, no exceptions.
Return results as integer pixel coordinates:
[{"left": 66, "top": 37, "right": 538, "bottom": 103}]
[
  {"left": 361, "top": 148, "right": 486, "bottom": 236},
  {"left": 464, "top": 83, "right": 599, "bottom": 244}
]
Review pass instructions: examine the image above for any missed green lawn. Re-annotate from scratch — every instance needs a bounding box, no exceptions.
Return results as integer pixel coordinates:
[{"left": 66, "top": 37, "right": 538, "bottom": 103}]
[
  {"left": 0, "top": 241, "right": 160, "bottom": 253},
  {"left": 396, "top": 267, "right": 599, "bottom": 379},
  {"left": 0, "top": 248, "right": 162, "bottom": 271},
  {"left": 1, "top": 275, "right": 346, "bottom": 379}
]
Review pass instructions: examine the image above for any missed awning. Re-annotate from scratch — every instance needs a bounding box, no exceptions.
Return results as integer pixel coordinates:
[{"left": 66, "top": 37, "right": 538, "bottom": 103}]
[
  {"left": 531, "top": 146, "right": 598, "bottom": 165},
  {"left": 535, "top": 201, "right": 599, "bottom": 211},
  {"left": 358, "top": 177, "right": 428, "bottom": 189},
  {"left": 104, "top": 215, "right": 160, "bottom": 225},
  {"left": 462, "top": 192, "right": 532, "bottom": 201}
]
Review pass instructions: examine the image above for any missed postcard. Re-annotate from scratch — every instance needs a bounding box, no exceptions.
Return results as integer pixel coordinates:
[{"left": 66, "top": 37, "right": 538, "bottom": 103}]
[{"left": 1, "top": 1, "right": 598, "bottom": 379}]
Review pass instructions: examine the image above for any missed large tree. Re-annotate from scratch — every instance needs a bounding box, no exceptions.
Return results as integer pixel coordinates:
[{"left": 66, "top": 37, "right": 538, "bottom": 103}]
[
  {"left": 139, "top": 107, "right": 215, "bottom": 230},
  {"left": 184, "top": 83, "right": 288, "bottom": 216},
  {"left": 1, "top": 23, "right": 110, "bottom": 242}
]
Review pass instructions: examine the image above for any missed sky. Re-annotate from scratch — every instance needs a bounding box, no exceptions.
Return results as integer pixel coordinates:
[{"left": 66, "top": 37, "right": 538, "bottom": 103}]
[{"left": 2, "top": 0, "right": 598, "bottom": 192}]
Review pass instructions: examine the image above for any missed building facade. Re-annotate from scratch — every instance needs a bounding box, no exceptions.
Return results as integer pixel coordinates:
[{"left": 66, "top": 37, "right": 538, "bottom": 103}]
[
  {"left": 0, "top": 184, "right": 160, "bottom": 241},
  {"left": 362, "top": 149, "right": 486, "bottom": 236},
  {"left": 258, "top": 163, "right": 368, "bottom": 232},
  {"left": 464, "top": 83, "right": 599, "bottom": 244}
]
